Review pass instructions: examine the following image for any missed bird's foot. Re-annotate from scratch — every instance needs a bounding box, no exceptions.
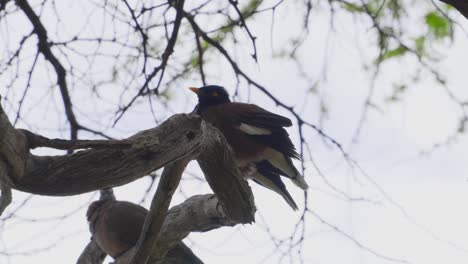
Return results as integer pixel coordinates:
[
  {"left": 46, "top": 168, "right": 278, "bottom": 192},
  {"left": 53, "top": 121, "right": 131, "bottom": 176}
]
[{"left": 238, "top": 163, "right": 257, "bottom": 179}]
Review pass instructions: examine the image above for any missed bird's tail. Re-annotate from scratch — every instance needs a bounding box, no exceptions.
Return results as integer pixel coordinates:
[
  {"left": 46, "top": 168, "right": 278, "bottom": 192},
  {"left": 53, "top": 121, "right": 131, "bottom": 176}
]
[
  {"left": 262, "top": 148, "right": 309, "bottom": 191},
  {"left": 292, "top": 171, "right": 309, "bottom": 190},
  {"left": 252, "top": 162, "right": 299, "bottom": 210}
]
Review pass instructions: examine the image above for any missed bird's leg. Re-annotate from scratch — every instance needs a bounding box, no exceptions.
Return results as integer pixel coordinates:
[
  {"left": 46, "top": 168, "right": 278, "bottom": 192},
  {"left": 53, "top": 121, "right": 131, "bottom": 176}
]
[{"left": 238, "top": 163, "right": 257, "bottom": 179}]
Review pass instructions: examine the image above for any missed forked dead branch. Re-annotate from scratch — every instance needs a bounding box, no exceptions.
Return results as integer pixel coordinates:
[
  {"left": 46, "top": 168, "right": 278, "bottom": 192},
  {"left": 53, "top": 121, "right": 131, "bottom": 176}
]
[{"left": 0, "top": 100, "right": 255, "bottom": 263}]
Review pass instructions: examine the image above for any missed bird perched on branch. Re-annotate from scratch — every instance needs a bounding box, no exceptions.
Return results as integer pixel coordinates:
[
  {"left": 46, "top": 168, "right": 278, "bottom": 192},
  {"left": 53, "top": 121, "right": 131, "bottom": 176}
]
[
  {"left": 189, "top": 85, "right": 308, "bottom": 210},
  {"left": 87, "top": 199, "right": 202, "bottom": 262}
]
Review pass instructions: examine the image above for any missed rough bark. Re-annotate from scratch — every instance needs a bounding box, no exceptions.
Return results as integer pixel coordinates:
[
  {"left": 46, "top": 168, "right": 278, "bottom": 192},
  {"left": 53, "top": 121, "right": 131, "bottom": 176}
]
[
  {"left": 129, "top": 160, "right": 190, "bottom": 264},
  {"left": 115, "top": 195, "right": 237, "bottom": 264},
  {"left": 77, "top": 240, "right": 106, "bottom": 264},
  {"left": 198, "top": 122, "right": 256, "bottom": 223},
  {"left": 0, "top": 101, "right": 28, "bottom": 186},
  {"left": 2, "top": 112, "right": 203, "bottom": 195},
  {"left": 78, "top": 231, "right": 203, "bottom": 264},
  {"left": 161, "top": 243, "right": 203, "bottom": 264},
  {"left": 1, "top": 99, "right": 256, "bottom": 263}
]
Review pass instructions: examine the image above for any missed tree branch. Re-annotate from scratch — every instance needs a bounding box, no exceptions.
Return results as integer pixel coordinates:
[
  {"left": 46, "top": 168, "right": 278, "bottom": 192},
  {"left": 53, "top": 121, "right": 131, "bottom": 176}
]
[
  {"left": 0, "top": 110, "right": 203, "bottom": 195},
  {"left": 76, "top": 241, "right": 106, "bottom": 264},
  {"left": 228, "top": 0, "right": 258, "bottom": 61},
  {"left": 15, "top": 0, "right": 79, "bottom": 139},
  {"left": 129, "top": 159, "right": 189, "bottom": 264},
  {"left": 0, "top": 179, "right": 12, "bottom": 216},
  {"left": 19, "top": 129, "right": 133, "bottom": 150},
  {"left": 0, "top": 98, "right": 28, "bottom": 186},
  {"left": 113, "top": 0, "right": 186, "bottom": 126},
  {"left": 115, "top": 194, "right": 241, "bottom": 264},
  {"left": 2, "top": 94, "right": 256, "bottom": 262},
  {"left": 159, "top": 243, "right": 203, "bottom": 264},
  {"left": 197, "top": 122, "right": 255, "bottom": 223}
]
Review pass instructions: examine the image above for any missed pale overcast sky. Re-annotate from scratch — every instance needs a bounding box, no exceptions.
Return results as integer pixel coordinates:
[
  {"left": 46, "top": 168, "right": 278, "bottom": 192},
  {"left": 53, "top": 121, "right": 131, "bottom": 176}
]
[{"left": 1, "top": 1, "right": 468, "bottom": 264}]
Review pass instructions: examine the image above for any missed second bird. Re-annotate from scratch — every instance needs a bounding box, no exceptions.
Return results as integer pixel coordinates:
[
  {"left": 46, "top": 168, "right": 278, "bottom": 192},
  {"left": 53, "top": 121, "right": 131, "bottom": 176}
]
[{"left": 189, "top": 85, "right": 308, "bottom": 210}]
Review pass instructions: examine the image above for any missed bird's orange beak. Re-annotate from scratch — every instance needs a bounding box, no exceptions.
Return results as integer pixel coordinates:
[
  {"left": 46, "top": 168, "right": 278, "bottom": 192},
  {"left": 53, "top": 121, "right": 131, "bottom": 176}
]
[{"left": 189, "top": 87, "right": 200, "bottom": 94}]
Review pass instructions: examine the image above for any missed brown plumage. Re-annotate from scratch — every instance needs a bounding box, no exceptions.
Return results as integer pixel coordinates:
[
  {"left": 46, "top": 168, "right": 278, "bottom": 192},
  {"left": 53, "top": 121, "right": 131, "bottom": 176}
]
[
  {"left": 87, "top": 200, "right": 146, "bottom": 258},
  {"left": 87, "top": 200, "right": 203, "bottom": 262},
  {"left": 190, "top": 85, "right": 309, "bottom": 210}
]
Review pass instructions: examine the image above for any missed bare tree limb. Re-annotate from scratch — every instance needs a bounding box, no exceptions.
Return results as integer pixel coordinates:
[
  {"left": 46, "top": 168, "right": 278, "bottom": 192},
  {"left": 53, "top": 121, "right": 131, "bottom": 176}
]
[
  {"left": 228, "top": 0, "right": 258, "bottom": 62},
  {"left": 2, "top": 96, "right": 256, "bottom": 262},
  {"left": 79, "top": 195, "right": 204, "bottom": 264},
  {"left": 19, "top": 129, "right": 133, "bottom": 150},
  {"left": 0, "top": 179, "right": 12, "bottom": 216},
  {"left": 197, "top": 122, "right": 255, "bottom": 223},
  {"left": 0, "top": 98, "right": 28, "bottom": 186},
  {"left": 15, "top": 0, "right": 79, "bottom": 139},
  {"left": 1, "top": 97, "right": 255, "bottom": 218},
  {"left": 122, "top": 0, "right": 149, "bottom": 74},
  {"left": 116, "top": 195, "right": 241, "bottom": 264},
  {"left": 129, "top": 159, "right": 189, "bottom": 264},
  {"left": 113, "top": 0, "right": 186, "bottom": 126},
  {"left": 0, "top": 107, "right": 203, "bottom": 195},
  {"left": 159, "top": 243, "right": 203, "bottom": 264},
  {"left": 76, "top": 241, "right": 106, "bottom": 264}
]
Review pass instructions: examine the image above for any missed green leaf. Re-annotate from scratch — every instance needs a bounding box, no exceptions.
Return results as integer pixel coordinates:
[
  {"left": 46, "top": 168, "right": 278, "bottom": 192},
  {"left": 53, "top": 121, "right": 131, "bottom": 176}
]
[
  {"left": 376, "top": 45, "right": 407, "bottom": 63},
  {"left": 342, "top": 2, "right": 365, "bottom": 13},
  {"left": 190, "top": 56, "right": 199, "bottom": 68},
  {"left": 386, "top": 0, "right": 402, "bottom": 19},
  {"left": 414, "top": 36, "right": 426, "bottom": 57},
  {"left": 383, "top": 46, "right": 407, "bottom": 59},
  {"left": 425, "top": 11, "right": 452, "bottom": 39}
]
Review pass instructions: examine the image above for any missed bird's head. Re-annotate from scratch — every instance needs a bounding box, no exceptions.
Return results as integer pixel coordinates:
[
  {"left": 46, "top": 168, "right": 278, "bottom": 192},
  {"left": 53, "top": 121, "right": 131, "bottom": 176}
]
[{"left": 189, "top": 85, "right": 231, "bottom": 111}]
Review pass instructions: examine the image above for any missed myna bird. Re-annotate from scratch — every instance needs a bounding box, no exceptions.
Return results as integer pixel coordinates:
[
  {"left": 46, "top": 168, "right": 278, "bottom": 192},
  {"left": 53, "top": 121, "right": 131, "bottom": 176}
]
[
  {"left": 87, "top": 200, "right": 203, "bottom": 263},
  {"left": 189, "top": 85, "right": 308, "bottom": 210}
]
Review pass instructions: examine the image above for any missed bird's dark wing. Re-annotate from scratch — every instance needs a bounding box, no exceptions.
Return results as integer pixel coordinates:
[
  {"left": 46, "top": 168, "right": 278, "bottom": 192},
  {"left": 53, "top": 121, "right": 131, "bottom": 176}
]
[
  {"left": 233, "top": 103, "right": 293, "bottom": 128},
  {"left": 227, "top": 103, "right": 300, "bottom": 159}
]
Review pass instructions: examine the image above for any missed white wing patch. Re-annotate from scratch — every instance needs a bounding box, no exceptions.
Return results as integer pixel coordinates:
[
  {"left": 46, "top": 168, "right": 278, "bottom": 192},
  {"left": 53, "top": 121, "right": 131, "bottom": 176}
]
[{"left": 238, "top": 123, "right": 272, "bottom": 135}]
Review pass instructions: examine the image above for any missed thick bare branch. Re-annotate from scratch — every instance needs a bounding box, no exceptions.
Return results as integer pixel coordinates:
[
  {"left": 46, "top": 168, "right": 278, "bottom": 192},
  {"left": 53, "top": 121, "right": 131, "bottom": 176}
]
[
  {"left": 116, "top": 195, "right": 240, "bottom": 264},
  {"left": 158, "top": 243, "right": 203, "bottom": 264},
  {"left": 129, "top": 159, "right": 189, "bottom": 264},
  {"left": 2, "top": 96, "right": 255, "bottom": 218},
  {"left": 0, "top": 101, "right": 28, "bottom": 186},
  {"left": 76, "top": 241, "right": 106, "bottom": 264},
  {"left": 0, "top": 111, "right": 203, "bottom": 195},
  {"left": 152, "top": 195, "right": 237, "bottom": 260},
  {"left": 0, "top": 179, "right": 12, "bottom": 216},
  {"left": 197, "top": 122, "right": 255, "bottom": 223}
]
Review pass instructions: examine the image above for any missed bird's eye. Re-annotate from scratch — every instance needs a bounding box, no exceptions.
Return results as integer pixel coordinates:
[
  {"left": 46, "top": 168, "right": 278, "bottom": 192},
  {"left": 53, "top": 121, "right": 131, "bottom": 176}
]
[{"left": 212, "top": 91, "right": 219, "bottom": 97}]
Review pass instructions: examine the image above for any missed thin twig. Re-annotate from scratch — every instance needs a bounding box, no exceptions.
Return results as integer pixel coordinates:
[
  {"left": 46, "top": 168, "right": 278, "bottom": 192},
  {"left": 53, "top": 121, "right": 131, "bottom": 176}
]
[
  {"left": 113, "top": 0, "right": 186, "bottom": 127},
  {"left": 19, "top": 129, "right": 132, "bottom": 150},
  {"left": 15, "top": 0, "right": 79, "bottom": 140}
]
